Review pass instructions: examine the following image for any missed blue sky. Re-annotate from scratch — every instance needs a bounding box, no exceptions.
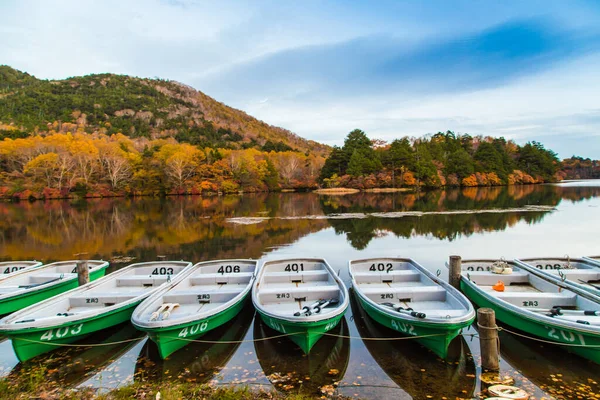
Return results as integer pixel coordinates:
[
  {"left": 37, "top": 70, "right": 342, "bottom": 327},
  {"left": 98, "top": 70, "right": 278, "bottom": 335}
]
[{"left": 1, "top": 0, "right": 600, "bottom": 158}]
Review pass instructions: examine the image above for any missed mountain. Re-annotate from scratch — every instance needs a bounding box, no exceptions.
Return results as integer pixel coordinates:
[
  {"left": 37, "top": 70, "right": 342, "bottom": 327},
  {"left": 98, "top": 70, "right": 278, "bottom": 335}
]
[{"left": 0, "top": 66, "right": 329, "bottom": 156}]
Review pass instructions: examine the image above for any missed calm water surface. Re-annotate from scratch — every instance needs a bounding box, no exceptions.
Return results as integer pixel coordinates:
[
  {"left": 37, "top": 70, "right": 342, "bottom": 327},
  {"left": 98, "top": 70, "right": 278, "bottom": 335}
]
[{"left": 1, "top": 181, "right": 600, "bottom": 399}]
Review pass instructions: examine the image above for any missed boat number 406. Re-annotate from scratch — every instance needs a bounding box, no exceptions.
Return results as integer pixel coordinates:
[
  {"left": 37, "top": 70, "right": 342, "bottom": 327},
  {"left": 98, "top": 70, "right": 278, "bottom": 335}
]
[
  {"left": 40, "top": 324, "right": 84, "bottom": 341},
  {"left": 546, "top": 326, "right": 586, "bottom": 345},
  {"left": 179, "top": 321, "right": 209, "bottom": 337},
  {"left": 370, "top": 263, "right": 393, "bottom": 273},
  {"left": 391, "top": 320, "right": 416, "bottom": 335}
]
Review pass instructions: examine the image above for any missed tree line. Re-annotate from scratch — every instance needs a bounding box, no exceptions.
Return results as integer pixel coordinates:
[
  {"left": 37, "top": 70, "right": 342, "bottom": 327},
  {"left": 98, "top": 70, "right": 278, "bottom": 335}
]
[
  {"left": 0, "top": 132, "right": 324, "bottom": 199},
  {"left": 319, "top": 129, "right": 561, "bottom": 189}
]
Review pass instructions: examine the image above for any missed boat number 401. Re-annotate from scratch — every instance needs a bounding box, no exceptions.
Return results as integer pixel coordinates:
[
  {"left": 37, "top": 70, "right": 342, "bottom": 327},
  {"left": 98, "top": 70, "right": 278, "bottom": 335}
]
[
  {"left": 545, "top": 326, "right": 586, "bottom": 345},
  {"left": 179, "top": 321, "right": 209, "bottom": 338},
  {"left": 40, "top": 324, "right": 83, "bottom": 341},
  {"left": 391, "top": 320, "right": 416, "bottom": 335}
]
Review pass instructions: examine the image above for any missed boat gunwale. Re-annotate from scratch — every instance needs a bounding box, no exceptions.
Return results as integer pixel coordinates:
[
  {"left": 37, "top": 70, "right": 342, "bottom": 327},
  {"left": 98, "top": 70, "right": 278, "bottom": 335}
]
[
  {"left": 252, "top": 258, "right": 349, "bottom": 324},
  {"left": 0, "top": 261, "right": 191, "bottom": 332},
  {"left": 131, "top": 258, "right": 257, "bottom": 330},
  {"left": 349, "top": 257, "right": 476, "bottom": 326},
  {"left": 0, "top": 260, "right": 110, "bottom": 301},
  {"left": 512, "top": 258, "right": 600, "bottom": 297},
  {"left": 460, "top": 262, "right": 600, "bottom": 335}
]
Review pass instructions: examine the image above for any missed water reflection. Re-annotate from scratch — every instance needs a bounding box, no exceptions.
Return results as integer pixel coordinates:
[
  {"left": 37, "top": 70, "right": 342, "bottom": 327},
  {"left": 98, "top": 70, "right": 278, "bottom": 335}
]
[
  {"left": 4, "top": 323, "right": 144, "bottom": 386},
  {"left": 135, "top": 302, "right": 254, "bottom": 384},
  {"left": 254, "top": 316, "right": 350, "bottom": 394},
  {"left": 351, "top": 292, "right": 476, "bottom": 399},
  {"left": 499, "top": 330, "right": 600, "bottom": 398}
]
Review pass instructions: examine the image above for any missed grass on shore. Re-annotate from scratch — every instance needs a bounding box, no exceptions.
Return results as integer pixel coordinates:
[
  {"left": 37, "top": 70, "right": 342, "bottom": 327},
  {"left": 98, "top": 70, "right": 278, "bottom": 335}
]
[{"left": 0, "top": 364, "right": 348, "bottom": 400}]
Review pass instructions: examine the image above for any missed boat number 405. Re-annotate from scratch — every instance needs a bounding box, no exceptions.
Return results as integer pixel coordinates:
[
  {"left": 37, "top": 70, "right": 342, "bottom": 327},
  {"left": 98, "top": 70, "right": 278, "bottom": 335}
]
[
  {"left": 3, "top": 266, "right": 24, "bottom": 274},
  {"left": 179, "top": 321, "right": 209, "bottom": 338},
  {"left": 545, "top": 326, "right": 586, "bottom": 345},
  {"left": 391, "top": 320, "right": 416, "bottom": 335},
  {"left": 370, "top": 263, "right": 393, "bottom": 273},
  {"left": 40, "top": 324, "right": 83, "bottom": 341}
]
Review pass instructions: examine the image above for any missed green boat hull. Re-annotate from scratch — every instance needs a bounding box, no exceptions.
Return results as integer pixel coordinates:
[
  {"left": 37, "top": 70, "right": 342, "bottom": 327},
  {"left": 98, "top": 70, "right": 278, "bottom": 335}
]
[
  {"left": 139, "top": 296, "right": 249, "bottom": 359},
  {"left": 256, "top": 309, "right": 346, "bottom": 354},
  {"left": 0, "top": 266, "right": 108, "bottom": 316},
  {"left": 461, "top": 280, "right": 600, "bottom": 364},
  {"left": 6, "top": 300, "right": 140, "bottom": 362},
  {"left": 356, "top": 292, "right": 474, "bottom": 359}
]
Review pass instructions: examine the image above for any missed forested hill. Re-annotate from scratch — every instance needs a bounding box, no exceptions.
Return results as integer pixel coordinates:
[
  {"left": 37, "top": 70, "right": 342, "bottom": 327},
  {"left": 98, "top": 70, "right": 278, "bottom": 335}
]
[{"left": 0, "top": 65, "right": 328, "bottom": 155}]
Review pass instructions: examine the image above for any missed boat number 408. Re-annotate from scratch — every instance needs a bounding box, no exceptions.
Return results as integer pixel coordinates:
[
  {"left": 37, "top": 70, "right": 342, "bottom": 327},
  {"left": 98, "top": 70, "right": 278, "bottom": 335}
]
[
  {"left": 545, "top": 326, "right": 586, "bottom": 345},
  {"left": 179, "top": 321, "right": 209, "bottom": 337},
  {"left": 370, "top": 263, "right": 393, "bottom": 273},
  {"left": 40, "top": 324, "right": 84, "bottom": 341}
]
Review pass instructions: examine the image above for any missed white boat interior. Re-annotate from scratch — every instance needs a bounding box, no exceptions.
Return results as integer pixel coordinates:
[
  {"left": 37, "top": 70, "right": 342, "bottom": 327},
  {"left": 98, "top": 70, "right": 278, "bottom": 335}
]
[
  {"left": 461, "top": 259, "right": 600, "bottom": 325},
  {"left": 0, "top": 260, "right": 107, "bottom": 298},
  {"left": 0, "top": 261, "right": 42, "bottom": 277},
  {"left": 351, "top": 258, "right": 472, "bottom": 320},
  {"left": 1, "top": 261, "right": 190, "bottom": 327},
  {"left": 133, "top": 259, "right": 256, "bottom": 326},
  {"left": 517, "top": 257, "right": 600, "bottom": 286},
  {"left": 254, "top": 259, "right": 346, "bottom": 320}
]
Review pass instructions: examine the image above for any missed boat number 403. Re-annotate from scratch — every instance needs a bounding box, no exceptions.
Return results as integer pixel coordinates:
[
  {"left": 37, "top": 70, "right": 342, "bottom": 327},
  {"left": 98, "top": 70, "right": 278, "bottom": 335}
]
[
  {"left": 40, "top": 324, "right": 84, "bottom": 341},
  {"left": 370, "top": 263, "right": 393, "bottom": 273},
  {"left": 178, "top": 321, "right": 209, "bottom": 337},
  {"left": 545, "top": 326, "right": 586, "bottom": 345},
  {"left": 391, "top": 320, "right": 416, "bottom": 335}
]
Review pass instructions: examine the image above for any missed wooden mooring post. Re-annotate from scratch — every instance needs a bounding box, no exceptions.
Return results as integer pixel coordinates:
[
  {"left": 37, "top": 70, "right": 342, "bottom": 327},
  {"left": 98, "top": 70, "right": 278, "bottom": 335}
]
[
  {"left": 74, "top": 253, "right": 89, "bottom": 286},
  {"left": 478, "top": 308, "right": 500, "bottom": 371},
  {"left": 449, "top": 255, "right": 461, "bottom": 290}
]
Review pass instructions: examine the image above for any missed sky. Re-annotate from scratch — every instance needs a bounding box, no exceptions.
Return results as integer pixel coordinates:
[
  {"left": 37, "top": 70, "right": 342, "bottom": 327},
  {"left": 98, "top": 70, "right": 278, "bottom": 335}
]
[{"left": 1, "top": 0, "right": 600, "bottom": 158}]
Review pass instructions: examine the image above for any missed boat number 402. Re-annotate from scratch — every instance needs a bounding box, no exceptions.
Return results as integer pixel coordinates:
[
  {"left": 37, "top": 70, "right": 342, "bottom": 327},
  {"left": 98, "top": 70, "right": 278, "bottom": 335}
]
[
  {"left": 40, "top": 324, "right": 84, "bottom": 341},
  {"left": 370, "top": 263, "right": 393, "bottom": 273},
  {"left": 545, "top": 326, "right": 586, "bottom": 345},
  {"left": 391, "top": 320, "right": 416, "bottom": 335},
  {"left": 179, "top": 321, "right": 209, "bottom": 338}
]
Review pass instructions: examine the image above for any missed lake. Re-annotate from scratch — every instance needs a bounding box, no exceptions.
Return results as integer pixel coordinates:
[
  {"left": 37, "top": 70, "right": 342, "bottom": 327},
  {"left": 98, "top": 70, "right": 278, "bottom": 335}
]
[{"left": 1, "top": 181, "right": 600, "bottom": 399}]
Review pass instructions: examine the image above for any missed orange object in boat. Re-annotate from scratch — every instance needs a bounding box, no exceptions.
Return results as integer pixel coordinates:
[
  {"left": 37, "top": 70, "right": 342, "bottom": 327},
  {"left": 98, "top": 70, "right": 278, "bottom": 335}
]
[{"left": 492, "top": 280, "right": 505, "bottom": 292}]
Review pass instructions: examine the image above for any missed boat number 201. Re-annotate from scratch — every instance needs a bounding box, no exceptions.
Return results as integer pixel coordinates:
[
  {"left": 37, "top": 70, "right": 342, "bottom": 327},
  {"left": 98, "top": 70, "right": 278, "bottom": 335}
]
[
  {"left": 370, "top": 263, "right": 393, "bottom": 273},
  {"left": 178, "top": 321, "right": 209, "bottom": 338},
  {"left": 40, "top": 324, "right": 84, "bottom": 341},
  {"left": 546, "top": 326, "right": 586, "bottom": 345}
]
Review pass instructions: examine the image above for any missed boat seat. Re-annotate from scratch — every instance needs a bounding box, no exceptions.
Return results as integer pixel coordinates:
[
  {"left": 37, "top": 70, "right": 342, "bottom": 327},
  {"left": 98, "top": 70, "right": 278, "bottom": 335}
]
[
  {"left": 69, "top": 292, "right": 144, "bottom": 307},
  {"left": 263, "top": 270, "right": 329, "bottom": 284},
  {"left": 547, "top": 270, "right": 600, "bottom": 281},
  {"left": 259, "top": 284, "right": 340, "bottom": 304},
  {"left": 492, "top": 291, "right": 577, "bottom": 308},
  {"left": 163, "top": 289, "right": 241, "bottom": 304},
  {"left": 28, "top": 273, "right": 76, "bottom": 284},
  {"left": 116, "top": 276, "right": 170, "bottom": 287},
  {"left": 195, "top": 263, "right": 255, "bottom": 275},
  {"left": 353, "top": 270, "right": 420, "bottom": 284},
  {"left": 361, "top": 285, "right": 446, "bottom": 302},
  {"left": 463, "top": 271, "right": 530, "bottom": 286},
  {"left": 189, "top": 272, "right": 253, "bottom": 286}
]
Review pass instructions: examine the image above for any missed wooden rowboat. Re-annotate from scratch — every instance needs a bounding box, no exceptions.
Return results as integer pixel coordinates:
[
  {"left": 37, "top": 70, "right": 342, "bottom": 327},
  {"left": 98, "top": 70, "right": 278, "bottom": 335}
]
[
  {"left": 252, "top": 258, "right": 348, "bottom": 354},
  {"left": 132, "top": 259, "right": 257, "bottom": 359},
  {"left": 515, "top": 257, "right": 600, "bottom": 296},
  {"left": 460, "top": 259, "right": 600, "bottom": 364},
  {"left": 0, "top": 261, "right": 43, "bottom": 278},
  {"left": 349, "top": 257, "right": 475, "bottom": 359},
  {"left": 0, "top": 261, "right": 191, "bottom": 361},
  {"left": 0, "top": 260, "right": 109, "bottom": 315}
]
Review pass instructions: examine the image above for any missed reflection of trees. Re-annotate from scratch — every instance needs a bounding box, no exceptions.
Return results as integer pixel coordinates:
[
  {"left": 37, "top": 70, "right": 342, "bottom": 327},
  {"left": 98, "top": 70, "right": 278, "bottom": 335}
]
[
  {"left": 324, "top": 184, "right": 591, "bottom": 249},
  {"left": 0, "top": 194, "right": 328, "bottom": 262}
]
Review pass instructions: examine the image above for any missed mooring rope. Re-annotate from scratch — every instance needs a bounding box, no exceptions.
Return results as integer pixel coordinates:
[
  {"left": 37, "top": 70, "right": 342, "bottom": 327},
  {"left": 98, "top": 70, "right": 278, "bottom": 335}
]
[{"left": 11, "top": 329, "right": 460, "bottom": 348}]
